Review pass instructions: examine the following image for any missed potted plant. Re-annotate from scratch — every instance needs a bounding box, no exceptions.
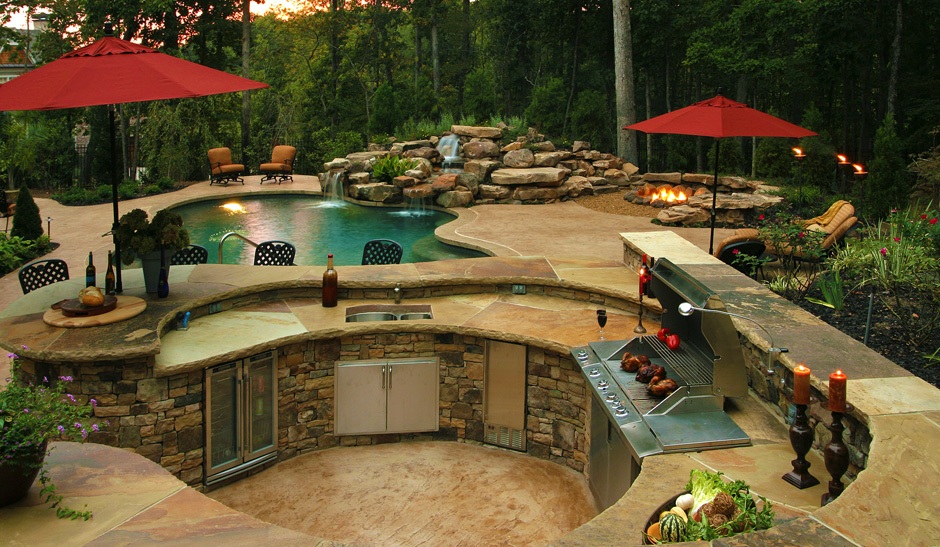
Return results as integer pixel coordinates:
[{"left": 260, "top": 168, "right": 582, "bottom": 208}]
[
  {"left": 114, "top": 208, "right": 190, "bottom": 293},
  {"left": 0, "top": 351, "right": 97, "bottom": 519}
]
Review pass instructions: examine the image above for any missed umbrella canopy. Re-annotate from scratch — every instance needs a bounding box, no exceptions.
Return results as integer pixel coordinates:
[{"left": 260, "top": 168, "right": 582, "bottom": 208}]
[
  {"left": 624, "top": 94, "right": 817, "bottom": 253},
  {"left": 625, "top": 95, "right": 817, "bottom": 139},
  {"left": 0, "top": 27, "right": 268, "bottom": 291},
  {"left": 0, "top": 35, "right": 267, "bottom": 110}
]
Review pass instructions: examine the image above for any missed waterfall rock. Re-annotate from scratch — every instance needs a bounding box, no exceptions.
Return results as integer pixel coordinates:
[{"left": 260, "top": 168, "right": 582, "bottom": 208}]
[
  {"left": 501, "top": 141, "right": 524, "bottom": 152},
  {"left": 491, "top": 167, "right": 569, "bottom": 186},
  {"left": 350, "top": 183, "right": 402, "bottom": 203},
  {"left": 436, "top": 190, "right": 474, "bottom": 208},
  {"left": 398, "top": 140, "right": 433, "bottom": 151},
  {"left": 464, "top": 160, "right": 501, "bottom": 181},
  {"left": 403, "top": 147, "right": 441, "bottom": 161},
  {"left": 503, "top": 149, "right": 535, "bottom": 168},
  {"left": 565, "top": 176, "right": 593, "bottom": 197},
  {"left": 451, "top": 125, "right": 502, "bottom": 139},
  {"left": 531, "top": 141, "right": 556, "bottom": 152},
  {"left": 512, "top": 186, "right": 565, "bottom": 201},
  {"left": 593, "top": 157, "right": 624, "bottom": 170},
  {"left": 572, "top": 141, "right": 591, "bottom": 152},
  {"left": 323, "top": 158, "right": 350, "bottom": 171},
  {"left": 456, "top": 173, "right": 480, "bottom": 196},
  {"left": 432, "top": 174, "right": 457, "bottom": 193},
  {"left": 393, "top": 176, "right": 419, "bottom": 188},
  {"left": 479, "top": 184, "right": 512, "bottom": 200},
  {"left": 348, "top": 172, "right": 370, "bottom": 185},
  {"left": 462, "top": 140, "right": 500, "bottom": 159},
  {"left": 403, "top": 183, "right": 435, "bottom": 200},
  {"left": 533, "top": 151, "right": 568, "bottom": 167}
]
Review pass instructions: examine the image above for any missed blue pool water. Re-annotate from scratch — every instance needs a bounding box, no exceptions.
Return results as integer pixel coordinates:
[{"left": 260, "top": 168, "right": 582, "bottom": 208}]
[{"left": 171, "top": 195, "right": 486, "bottom": 266}]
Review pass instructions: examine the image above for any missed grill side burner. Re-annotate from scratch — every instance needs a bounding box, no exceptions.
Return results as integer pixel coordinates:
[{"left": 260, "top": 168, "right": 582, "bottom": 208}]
[{"left": 574, "top": 258, "right": 751, "bottom": 501}]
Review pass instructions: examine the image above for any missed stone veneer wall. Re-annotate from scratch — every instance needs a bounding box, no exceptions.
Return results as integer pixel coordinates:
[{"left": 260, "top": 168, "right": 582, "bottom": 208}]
[{"left": 19, "top": 332, "right": 587, "bottom": 486}]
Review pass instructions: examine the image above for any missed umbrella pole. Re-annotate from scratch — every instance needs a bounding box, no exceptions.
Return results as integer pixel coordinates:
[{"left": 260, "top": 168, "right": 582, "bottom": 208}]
[
  {"left": 109, "top": 104, "right": 122, "bottom": 292},
  {"left": 709, "top": 139, "right": 720, "bottom": 254}
]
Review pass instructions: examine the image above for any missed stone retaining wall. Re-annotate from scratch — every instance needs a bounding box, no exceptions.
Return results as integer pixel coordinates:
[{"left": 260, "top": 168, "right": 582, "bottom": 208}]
[{"left": 19, "top": 332, "right": 588, "bottom": 487}]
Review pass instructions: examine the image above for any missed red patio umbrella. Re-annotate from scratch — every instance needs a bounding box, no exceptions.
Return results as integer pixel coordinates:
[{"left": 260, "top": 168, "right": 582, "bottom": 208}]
[
  {"left": 625, "top": 94, "right": 817, "bottom": 253},
  {"left": 0, "top": 24, "right": 268, "bottom": 290}
]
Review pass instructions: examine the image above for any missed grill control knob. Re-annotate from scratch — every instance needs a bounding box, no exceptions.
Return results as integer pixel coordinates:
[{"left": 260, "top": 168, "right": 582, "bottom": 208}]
[
  {"left": 596, "top": 380, "right": 609, "bottom": 390},
  {"left": 615, "top": 405, "right": 629, "bottom": 416},
  {"left": 605, "top": 392, "right": 617, "bottom": 402},
  {"left": 589, "top": 368, "right": 601, "bottom": 377},
  {"left": 576, "top": 350, "right": 589, "bottom": 361}
]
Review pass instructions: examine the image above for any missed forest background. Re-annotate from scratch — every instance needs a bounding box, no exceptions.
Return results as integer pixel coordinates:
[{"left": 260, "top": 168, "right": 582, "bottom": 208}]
[{"left": 0, "top": 0, "right": 937, "bottom": 218}]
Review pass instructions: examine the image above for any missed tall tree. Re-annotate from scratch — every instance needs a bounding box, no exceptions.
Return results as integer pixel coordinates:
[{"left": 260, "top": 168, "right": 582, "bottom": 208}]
[{"left": 612, "top": 0, "right": 637, "bottom": 163}]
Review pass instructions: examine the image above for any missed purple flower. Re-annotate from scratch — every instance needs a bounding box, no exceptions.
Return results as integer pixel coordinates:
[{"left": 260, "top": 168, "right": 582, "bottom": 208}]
[
  {"left": 74, "top": 422, "right": 83, "bottom": 429},
  {"left": 57, "top": 425, "right": 65, "bottom": 433},
  {"left": 66, "top": 393, "right": 76, "bottom": 402},
  {"left": 22, "top": 408, "right": 29, "bottom": 413},
  {"left": 59, "top": 375, "right": 73, "bottom": 382},
  {"left": 92, "top": 424, "right": 99, "bottom": 432},
  {"left": 90, "top": 399, "right": 98, "bottom": 407},
  {"left": 880, "top": 247, "right": 888, "bottom": 256}
]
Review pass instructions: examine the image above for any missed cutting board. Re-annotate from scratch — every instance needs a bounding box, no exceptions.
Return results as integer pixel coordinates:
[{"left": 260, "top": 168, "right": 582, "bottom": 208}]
[
  {"left": 43, "top": 296, "right": 147, "bottom": 328},
  {"left": 59, "top": 295, "right": 118, "bottom": 317}
]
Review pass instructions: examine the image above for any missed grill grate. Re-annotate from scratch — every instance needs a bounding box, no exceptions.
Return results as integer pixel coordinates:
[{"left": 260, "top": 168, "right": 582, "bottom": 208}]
[{"left": 647, "top": 337, "right": 713, "bottom": 386}]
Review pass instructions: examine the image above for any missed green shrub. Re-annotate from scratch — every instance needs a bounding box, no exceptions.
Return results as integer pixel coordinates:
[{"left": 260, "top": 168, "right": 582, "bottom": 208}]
[
  {"left": 11, "top": 186, "right": 43, "bottom": 241},
  {"left": 862, "top": 114, "right": 911, "bottom": 220},
  {"left": 370, "top": 83, "right": 399, "bottom": 136},
  {"left": 372, "top": 155, "right": 418, "bottom": 182},
  {"left": 464, "top": 66, "right": 498, "bottom": 122},
  {"left": 524, "top": 77, "right": 566, "bottom": 137},
  {"left": 0, "top": 233, "right": 52, "bottom": 275},
  {"left": 754, "top": 137, "right": 797, "bottom": 178}
]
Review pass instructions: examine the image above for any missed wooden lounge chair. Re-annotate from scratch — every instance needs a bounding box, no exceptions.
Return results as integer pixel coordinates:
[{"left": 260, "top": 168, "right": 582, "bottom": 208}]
[
  {"left": 207, "top": 147, "right": 245, "bottom": 186},
  {"left": 259, "top": 145, "right": 297, "bottom": 184}
]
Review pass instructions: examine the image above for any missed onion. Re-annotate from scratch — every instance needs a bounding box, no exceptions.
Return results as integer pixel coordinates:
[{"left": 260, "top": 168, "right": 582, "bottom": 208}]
[{"left": 675, "top": 493, "right": 694, "bottom": 511}]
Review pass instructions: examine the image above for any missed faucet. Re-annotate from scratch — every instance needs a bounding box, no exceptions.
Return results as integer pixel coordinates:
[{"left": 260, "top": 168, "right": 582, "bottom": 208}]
[{"left": 393, "top": 283, "right": 402, "bottom": 304}]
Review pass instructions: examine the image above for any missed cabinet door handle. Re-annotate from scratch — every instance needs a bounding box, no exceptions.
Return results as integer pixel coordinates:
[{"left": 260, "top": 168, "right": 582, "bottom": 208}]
[
  {"left": 388, "top": 364, "right": 393, "bottom": 390},
  {"left": 381, "top": 364, "right": 387, "bottom": 389}
]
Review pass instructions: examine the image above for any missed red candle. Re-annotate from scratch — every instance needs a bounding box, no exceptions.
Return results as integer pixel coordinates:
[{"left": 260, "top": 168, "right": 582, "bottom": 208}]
[
  {"left": 829, "top": 370, "right": 847, "bottom": 412},
  {"left": 793, "top": 364, "right": 811, "bottom": 405}
]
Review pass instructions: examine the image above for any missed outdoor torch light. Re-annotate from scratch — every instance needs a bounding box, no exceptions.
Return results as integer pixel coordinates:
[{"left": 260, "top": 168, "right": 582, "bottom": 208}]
[
  {"left": 46, "top": 216, "right": 52, "bottom": 238},
  {"left": 792, "top": 147, "right": 806, "bottom": 160},
  {"left": 677, "top": 302, "right": 788, "bottom": 380},
  {"left": 852, "top": 163, "right": 867, "bottom": 180}
]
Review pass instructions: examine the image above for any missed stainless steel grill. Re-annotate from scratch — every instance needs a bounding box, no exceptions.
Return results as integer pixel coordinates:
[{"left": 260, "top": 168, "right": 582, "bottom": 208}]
[{"left": 573, "top": 258, "right": 751, "bottom": 467}]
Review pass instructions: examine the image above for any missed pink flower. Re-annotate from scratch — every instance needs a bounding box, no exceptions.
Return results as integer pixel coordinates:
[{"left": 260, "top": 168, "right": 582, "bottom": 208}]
[
  {"left": 732, "top": 248, "right": 740, "bottom": 255},
  {"left": 798, "top": 232, "right": 805, "bottom": 239},
  {"left": 931, "top": 218, "right": 938, "bottom": 225},
  {"left": 894, "top": 237, "right": 901, "bottom": 242},
  {"left": 880, "top": 247, "right": 888, "bottom": 256},
  {"left": 758, "top": 214, "right": 765, "bottom": 221},
  {"left": 921, "top": 214, "right": 928, "bottom": 220}
]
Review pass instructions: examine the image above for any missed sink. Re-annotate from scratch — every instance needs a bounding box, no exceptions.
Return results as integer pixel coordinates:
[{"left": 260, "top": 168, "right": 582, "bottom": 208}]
[
  {"left": 346, "top": 312, "right": 398, "bottom": 322},
  {"left": 344, "top": 304, "right": 433, "bottom": 323}
]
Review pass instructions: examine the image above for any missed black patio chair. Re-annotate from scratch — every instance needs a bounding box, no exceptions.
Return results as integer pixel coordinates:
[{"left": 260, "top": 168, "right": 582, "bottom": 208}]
[
  {"left": 170, "top": 244, "right": 209, "bottom": 266},
  {"left": 716, "top": 240, "right": 767, "bottom": 279},
  {"left": 361, "top": 239, "right": 403, "bottom": 265},
  {"left": 253, "top": 240, "right": 296, "bottom": 266},
  {"left": 19, "top": 258, "right": 70, "bottom": 294}
]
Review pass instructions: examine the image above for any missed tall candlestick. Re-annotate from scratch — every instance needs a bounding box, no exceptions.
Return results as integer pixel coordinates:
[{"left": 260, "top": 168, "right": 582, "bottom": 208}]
[
  {"left": 793, "top": 364, "right": 811, "bottom": 404},
  {"left": 829, "top": 370, "right": 847, "bottom": 412}
]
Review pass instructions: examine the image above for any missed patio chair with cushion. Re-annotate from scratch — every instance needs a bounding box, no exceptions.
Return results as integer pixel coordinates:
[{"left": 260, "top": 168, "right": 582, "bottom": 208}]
[
  {"left": 207, "top": 147, "right": 245, "bottom": 186},
  {"left": 259, "top": 145, "right": 297, "bottom": 184},
  {"left": 362, "top": 239, "right": 403, "bottom": 265},
  {"left": 170, "top": 244, "right": 209, "bottom": 266},
  {"left": 254, "top": 240, "right": 296, "bottom": 266},
  {"left": 19, "top": 258, "right": 70, "bottom": 294}
]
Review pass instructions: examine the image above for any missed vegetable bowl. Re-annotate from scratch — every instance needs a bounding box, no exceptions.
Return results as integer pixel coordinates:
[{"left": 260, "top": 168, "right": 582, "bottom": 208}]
[{"left": 643, "top": 470, "right": 775, "bottom": 544}]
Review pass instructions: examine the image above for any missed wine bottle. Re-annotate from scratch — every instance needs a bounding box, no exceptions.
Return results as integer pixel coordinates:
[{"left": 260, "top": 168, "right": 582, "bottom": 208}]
[
  {"left": 157, "top": 247, "right": 169, "bottom": 298},
  {"left": 105, "top": 250, "right": 116, "bottom": 295},
  {"left": 85, "top": 251, "right": 96, "bottom": 287},
  {"left": 322, "top": 253, "right": 338, "bottom": 307}
]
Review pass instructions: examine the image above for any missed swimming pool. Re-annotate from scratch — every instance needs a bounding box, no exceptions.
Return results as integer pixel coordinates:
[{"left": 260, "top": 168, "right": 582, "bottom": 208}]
[{"left": 171, "top": 195, "right": 487, "bottom": 266}]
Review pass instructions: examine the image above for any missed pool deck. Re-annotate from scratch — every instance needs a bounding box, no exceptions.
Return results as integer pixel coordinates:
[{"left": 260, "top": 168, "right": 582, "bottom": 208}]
[{"left": 1, "top": 177, "right": 939, "bottom": 545}]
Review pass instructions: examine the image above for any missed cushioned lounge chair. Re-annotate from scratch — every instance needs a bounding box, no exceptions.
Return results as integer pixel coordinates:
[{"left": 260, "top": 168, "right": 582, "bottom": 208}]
[
  {"left": 259, "top": 145, "right": 297, "bottom": 184},
  {"left": 207, "top": 147, "right": 245, "bottom": 186}
]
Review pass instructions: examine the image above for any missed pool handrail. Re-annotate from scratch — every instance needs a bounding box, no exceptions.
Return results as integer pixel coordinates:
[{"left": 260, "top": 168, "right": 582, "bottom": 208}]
[{"left": 218, "top": 232, "right": 262, "bottom": 264}]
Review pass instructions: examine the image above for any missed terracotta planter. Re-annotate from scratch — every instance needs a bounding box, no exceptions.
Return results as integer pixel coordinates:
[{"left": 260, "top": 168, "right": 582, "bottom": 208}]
[{"left": 0, "top": 441, "right": 47, "bottom": 507}]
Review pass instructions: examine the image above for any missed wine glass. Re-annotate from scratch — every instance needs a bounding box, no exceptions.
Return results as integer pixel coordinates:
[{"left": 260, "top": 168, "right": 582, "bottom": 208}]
[{"left": 597, "top": 309, "right": 608, "bottom": 340}]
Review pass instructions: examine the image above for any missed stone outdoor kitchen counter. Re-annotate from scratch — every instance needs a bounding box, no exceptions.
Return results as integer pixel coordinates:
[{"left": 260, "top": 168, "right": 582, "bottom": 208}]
[{"left": 1, "top": 244, "right": 938, "bottom": 545}]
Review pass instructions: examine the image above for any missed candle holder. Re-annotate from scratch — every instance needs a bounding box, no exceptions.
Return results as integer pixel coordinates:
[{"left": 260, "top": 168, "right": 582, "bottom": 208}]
[
  {"left": 634, "top": 292, "right": 647, "bottom": 334},
  {"left": 822, "top": 402, "right": 854, "bottom": 506},
  {"left": 782, "top": 402, "right": 820, "bottom": 489}
]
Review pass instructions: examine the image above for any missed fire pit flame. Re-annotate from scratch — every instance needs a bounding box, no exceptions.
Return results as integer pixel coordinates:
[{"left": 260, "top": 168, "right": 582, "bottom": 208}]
[{"left": 653, "top": 188, "right": 688, "bottom": 204}]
